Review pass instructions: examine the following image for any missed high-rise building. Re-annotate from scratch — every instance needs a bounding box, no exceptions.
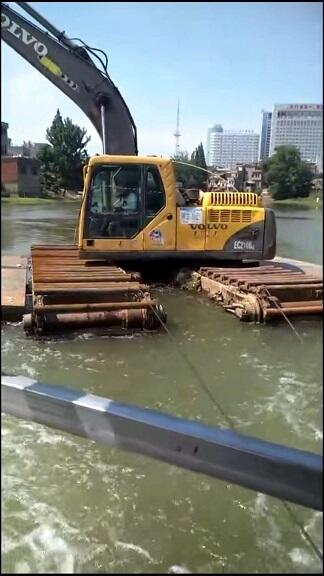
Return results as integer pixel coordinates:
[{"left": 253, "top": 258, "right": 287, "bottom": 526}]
[
  {"left": 259, "top": 111, "right": 272, "bottom": 160},
  {"left": 206, "top": 124, "right": 259, "bottom": 168},
  {"left": 206, "top": 124, "right": 223, "bottom": 166},
  {"left": 269, "top": 104, "right": 323, "bottom": 171}
]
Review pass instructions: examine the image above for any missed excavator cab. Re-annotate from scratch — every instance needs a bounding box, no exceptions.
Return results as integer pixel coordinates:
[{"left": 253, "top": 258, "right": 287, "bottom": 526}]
[
  {"left": 78, "top": 155, "right": 178, "bottom": 260},
  {"left": 78, "top": 155, "right": 276, "bottom": 262}
]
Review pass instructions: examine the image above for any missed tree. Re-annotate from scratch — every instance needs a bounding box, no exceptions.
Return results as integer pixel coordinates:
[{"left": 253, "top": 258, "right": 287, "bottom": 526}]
[
  {"left": 38, "top": 109, "right": 90, "bottom": 195},
  {"left": 263, "top": 146, "right": 313, "bottom": 200},
  {"left": 22, "top": 140, "right": 32, "bottom": 156},
  {"left": 172, "top": 143, "right": 208, "bottom": 189},
  {"left": 191, "top": 142, "right": 207, "bottom": 172},
  {"left": 37, "top": 143, "right": 61, "bottom": 195}
]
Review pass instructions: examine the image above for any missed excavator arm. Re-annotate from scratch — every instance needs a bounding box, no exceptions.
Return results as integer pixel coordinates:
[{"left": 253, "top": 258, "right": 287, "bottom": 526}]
[{"left": 1, "top": 2, "right": 137, "bottom": 155}]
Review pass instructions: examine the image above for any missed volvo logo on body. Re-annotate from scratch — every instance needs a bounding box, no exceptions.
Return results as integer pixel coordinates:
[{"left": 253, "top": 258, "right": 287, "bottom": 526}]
[{"left": 190, "top": 223, "right": 228, "bottom": 231}]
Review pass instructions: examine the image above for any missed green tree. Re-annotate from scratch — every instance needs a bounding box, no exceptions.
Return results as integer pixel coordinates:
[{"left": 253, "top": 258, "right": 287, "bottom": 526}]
[
  {"left": 37, "top": 143, "right": 60, "bottom": 195},
  {"left": 38, "top": 109, "right": 90, "bottom": 195},
  {"left": 191, "top": 142, "right": 207, "bottom": 171},
  {"left": 263, "top": 146, "right": 313, "bottom": 200},
  {"left": 172, "top": 143, "right": 208, "bottom": 189}
]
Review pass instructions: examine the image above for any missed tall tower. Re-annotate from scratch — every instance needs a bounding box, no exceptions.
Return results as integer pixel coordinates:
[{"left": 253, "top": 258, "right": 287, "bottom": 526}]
[{"left": 174, "top": 99, "right": 181, "bottom": 157}]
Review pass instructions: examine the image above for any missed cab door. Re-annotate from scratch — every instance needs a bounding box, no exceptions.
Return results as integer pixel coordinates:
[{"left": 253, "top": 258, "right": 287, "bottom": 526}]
[
  {"left": 81, "top": 163, "right": 144, "bottom": 253},
  {"left": 143, "top": 164, "right": 176, "bottom": 251}
]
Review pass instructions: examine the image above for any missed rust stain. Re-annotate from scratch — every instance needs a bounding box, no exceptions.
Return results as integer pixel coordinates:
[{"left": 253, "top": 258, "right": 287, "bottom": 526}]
[
  {"left": 25, "top": 245, "right": 163, "bottom": 334},
  {"left": 198, "top": 263, "right": 323, "bottom": 322}
]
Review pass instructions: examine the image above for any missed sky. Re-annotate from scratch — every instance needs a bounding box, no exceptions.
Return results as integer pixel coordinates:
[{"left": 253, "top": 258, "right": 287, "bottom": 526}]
[{"left": 1, "top": 1, "right": 323, "bottom": 157}]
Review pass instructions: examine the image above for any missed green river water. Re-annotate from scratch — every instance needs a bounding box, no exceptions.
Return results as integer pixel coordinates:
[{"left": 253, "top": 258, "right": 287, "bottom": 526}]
[{"left": 1, "top": 203, "right": 323, "bottom": 573}]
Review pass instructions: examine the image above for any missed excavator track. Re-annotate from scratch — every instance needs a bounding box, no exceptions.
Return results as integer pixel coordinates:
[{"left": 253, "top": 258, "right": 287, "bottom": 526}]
[
  {"left": 2, "top": 248, "right": 322, "bottom": 333},
  {"left": 24, "top": 245, "right": 164, "bottom": 334},
  {"left": 197, "top": 262, "right": 323, "bottom": 322}
]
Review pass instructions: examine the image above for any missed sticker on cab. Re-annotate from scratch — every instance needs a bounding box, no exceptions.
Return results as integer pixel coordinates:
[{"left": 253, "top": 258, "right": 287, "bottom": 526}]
[
  {"left": 180, "top": 208, "right": 203, "bottom": 225},
  {"left": 150, "top": 229, "right": 164, "bottom": 245}
]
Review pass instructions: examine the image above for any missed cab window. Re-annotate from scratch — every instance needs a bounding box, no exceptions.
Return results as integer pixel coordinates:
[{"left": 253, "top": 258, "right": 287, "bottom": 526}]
[
  {"left": 145, "top": 166, "right": 165, "bottom": 224},
  {"left": 86, "top": 165, "right": 141, "bottom": 238}
]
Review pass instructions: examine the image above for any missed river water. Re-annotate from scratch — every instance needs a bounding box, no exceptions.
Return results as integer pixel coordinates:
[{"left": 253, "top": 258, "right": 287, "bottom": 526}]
[{"left": 1, "top": 203, "right": 323, "bottom": 573}]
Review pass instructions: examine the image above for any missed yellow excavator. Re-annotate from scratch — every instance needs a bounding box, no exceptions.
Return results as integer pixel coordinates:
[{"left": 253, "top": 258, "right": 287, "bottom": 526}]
[
  {"left": 79, "top": 155, "right": 275, "bottom": 263},
  {"left": 2, "top": 2, "right": 276, "bottom": 265}
]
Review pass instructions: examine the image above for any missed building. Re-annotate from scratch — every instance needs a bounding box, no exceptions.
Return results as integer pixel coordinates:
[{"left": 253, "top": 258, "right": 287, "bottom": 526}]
[
  {"left": 30, "top": 142, "right": 47, "bottom": 157},
  {"left": 206, "top": 124, "right": 223, "bottom": 166},
  {"left": 1, "top": 122, "right": 9, "bottom": 156},
  {"left": 206, "top": 124, "right": 259, "bottom": 169},
  {"left": 269, "top": 104, "right": 323, "bottom": 171},
  {"left": 235, "top": 163, "right": 263, "bottom": 192},
  {"left": 1, "top": 156, "right": 41, "bottom": 197},
  {"left": 9, "top": 141, "right": 47, "bottom": 158},
  {"left": 259, "top": 111, "right": 272, "bottom": 160},
  {"left": 2, "top": 122, "right": 46, "bottom": 158},
  {"left": 208, "top": 168, "right": 237, "bottom": 190},
  {"left": 207, "top": 163, "right": 263, "bottom": 192}
]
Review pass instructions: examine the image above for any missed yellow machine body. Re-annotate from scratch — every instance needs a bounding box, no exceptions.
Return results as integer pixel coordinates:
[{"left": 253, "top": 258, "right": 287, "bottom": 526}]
[{"left": 78, "top": 155, "right": 276, "bottom": 262}]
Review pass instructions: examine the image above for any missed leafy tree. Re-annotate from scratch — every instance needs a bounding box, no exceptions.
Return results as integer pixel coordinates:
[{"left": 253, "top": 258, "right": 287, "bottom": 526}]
[
  {"left": 263, "top": 146, "right": 313, "bottom": 200},
  {"left": 37, "top": 143, "right": 60, "bottom": 195},
  {"left": 38, "top": 109, "right": 90, "bottom": 195},
  {"left": 191, "top": 142, "right": 207, "bottom": 171},
  {"left": 22, "top": 140, "right": 32, "bottom": 156},
  {"left": 172, "top": 143, "right": 208, "bottom": 189}
]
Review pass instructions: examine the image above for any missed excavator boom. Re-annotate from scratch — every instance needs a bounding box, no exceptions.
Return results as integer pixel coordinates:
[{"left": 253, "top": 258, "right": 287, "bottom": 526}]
[{"left": 1, "top": 2, "right": 137, "bottom": 155}]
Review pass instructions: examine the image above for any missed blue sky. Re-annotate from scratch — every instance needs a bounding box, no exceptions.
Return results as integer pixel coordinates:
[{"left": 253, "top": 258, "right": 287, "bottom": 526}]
[{"left": 2, "top": 1, "right": 323, "bottom": 156}]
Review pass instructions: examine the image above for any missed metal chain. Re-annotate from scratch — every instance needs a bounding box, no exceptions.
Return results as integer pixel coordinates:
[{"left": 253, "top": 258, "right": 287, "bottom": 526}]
[{"left": 263, "top": 287, "right": 304, "bottom": 343}]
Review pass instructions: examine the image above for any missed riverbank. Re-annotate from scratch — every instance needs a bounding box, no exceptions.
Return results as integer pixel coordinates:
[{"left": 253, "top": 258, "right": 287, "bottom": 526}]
[
  {"left": 272, "top": 196, "right": 322, "bottom": 209},
  {"left": 1, "top": 195, "right": 80, "bottom": 205},
  {"left": 3, "top": 192, "right": 322, "bottom": 209}
]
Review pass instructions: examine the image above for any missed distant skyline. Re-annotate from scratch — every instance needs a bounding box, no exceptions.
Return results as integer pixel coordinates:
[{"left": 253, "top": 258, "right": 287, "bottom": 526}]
[{"left": 1, "top": 2, "right": 323, "bottom": 157}]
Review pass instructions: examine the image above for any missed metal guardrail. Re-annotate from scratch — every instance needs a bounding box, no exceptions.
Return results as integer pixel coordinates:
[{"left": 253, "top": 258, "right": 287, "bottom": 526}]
[{"left": 1, "top": 374, "right": 322, "bottom": 511}]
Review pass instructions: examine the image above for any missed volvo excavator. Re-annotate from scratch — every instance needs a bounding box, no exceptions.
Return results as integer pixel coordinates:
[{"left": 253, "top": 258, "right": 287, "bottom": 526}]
[{"left": 2, "top": 2, "right": 276, "bottom": 265}]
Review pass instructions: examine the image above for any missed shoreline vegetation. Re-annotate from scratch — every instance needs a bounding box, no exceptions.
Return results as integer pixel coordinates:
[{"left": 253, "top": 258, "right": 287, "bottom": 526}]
[
  {"left": 271, "top": 195, "right": 322, "bottom": 209},
  {"left": 1, "top": 192, "right": 322, "bottom": 209},
  {"left": 1, "top": 194, "right": 80, "bottom": 205}
]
